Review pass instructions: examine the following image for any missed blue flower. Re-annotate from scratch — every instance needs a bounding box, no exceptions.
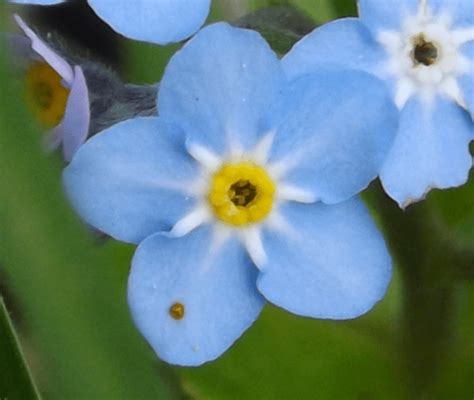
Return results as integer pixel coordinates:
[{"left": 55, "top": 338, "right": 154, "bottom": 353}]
[
  {"left": 284, "top": 0, "right": 474, "bottom": 207},
  {"left": 11, "top": 16, "right": 90, "bottom": 161},
  {"left": 8, "top": 0, "right": 211, "bottom": 45},
  {"left": 64, "top": 23, "right": 397, "bottom": 366}
]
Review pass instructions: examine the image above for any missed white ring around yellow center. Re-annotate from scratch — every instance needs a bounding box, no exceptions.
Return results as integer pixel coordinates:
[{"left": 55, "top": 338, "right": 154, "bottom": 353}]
[{"left": 208, "top": 162, "right": 275, "bottom": 226}]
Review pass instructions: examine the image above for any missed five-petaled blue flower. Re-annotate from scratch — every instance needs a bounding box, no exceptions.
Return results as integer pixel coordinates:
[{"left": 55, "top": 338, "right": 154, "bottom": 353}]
[
  {"left": 64, "top": 23, "right": 397, "bottom": 366},
  {"left": 8, "top": 0, "right": 211, "bottom": 44},
  {"left": 284, "top": 0, "right": 474, "bottom": 207}
]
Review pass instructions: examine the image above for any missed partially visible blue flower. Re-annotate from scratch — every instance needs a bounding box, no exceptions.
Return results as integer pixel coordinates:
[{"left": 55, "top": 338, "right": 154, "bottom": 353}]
[
  {"left": 11, "top": 16, "right": 90, "bottom": 162},
  {"left": 284, "top": 0, "right": 474, "bottom": 207},
  {"left": 64, "top": 23, "right": 397, "bottom": 366},
  {"left": 9, "top": 0, "right": 212, "bottom": 45}
]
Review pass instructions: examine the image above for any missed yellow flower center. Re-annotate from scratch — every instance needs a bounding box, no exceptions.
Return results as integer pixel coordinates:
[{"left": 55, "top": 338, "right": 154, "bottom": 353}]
[
  {"left": 208, "top": 162, "right": 275, "bottom": 226},
  {"left": 25, "top": 62, "right": 70, "bottom": 128}
]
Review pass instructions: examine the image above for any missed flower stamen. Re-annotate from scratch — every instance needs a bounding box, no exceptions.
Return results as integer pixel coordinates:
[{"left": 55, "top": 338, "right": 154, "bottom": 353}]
[
  {"left": 208, "top": 162, "right": 275, "bottom": 226},
  {"left": 229, "top": 180, "right": 257, "bottom": 206},
  {"left": 412, "top": 34, "right": 439, "bottom": 66}
]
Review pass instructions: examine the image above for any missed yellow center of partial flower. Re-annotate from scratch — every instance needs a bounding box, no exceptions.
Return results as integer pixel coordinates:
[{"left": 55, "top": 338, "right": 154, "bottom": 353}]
[
  {"left": 208, "top": 162, "right": 275, "bottom": 226},
  {"left": 25, "top": 62, "right": 69, "bottom": 128}
]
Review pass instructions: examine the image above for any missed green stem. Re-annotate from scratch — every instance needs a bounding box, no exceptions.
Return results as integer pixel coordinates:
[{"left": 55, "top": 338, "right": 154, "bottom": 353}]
[
  {"left": 367, "top": 183, "right": 458, "bottom": 399},
  {"left": 0, "top": 297, "right": 41, "bottom": 400}
]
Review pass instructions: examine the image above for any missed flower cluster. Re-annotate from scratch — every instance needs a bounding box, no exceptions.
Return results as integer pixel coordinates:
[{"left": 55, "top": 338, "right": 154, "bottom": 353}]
[{"left": 6, "top": 0, "right": 473, "bottom": 366}]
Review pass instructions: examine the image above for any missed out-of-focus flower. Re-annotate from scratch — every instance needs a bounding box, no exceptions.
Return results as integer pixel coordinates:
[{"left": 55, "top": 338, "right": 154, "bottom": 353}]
[
  {"left": 64, "top": 23, "right": 396, "bottom": 366},
  {"left": 283, "top": 0, "right": 474, "bottom": 207},
  {"left": 11, "top": 16, "right": 90, "bottom": 161},
  {"left": 8, "top": 0, "right": 212, "bottom": 45}
]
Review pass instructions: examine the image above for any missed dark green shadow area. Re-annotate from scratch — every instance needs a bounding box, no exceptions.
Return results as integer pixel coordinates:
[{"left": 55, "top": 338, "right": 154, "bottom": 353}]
[
  {"left": 178, "top": 274, "right": 403, "bottom": 400},
  {"left": 0, "top": 298, "right": 40, "bottom": 400},
  {"left": 0, "top": 4, "right": 175, "bottom": 399}
]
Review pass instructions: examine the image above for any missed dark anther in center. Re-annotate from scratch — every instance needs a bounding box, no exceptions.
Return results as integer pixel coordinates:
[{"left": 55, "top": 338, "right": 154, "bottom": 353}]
[
  {"left": 34, "top": 82, "right": 53, "bottom": 109},
  {"left": 413, "top": 35, "right": 438, "bottom": 66},
  {"left": 229, "top": 179, "right": 257, "bottom": 207}
]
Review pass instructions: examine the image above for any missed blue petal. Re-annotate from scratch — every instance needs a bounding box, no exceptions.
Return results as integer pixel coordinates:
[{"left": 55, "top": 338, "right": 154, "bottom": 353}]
[
  {"left": 9, "top": 0, "right": 64, "bottom": 4},
  {"left": 459, "top": 41, "right": 474, "bottom": 119},
  {"left": 63, "top": 117, "right": 198, "bottom": 244},
  {"left": 357, "top": 0, "right": 418, "bottom": 33},
  {"left": 269, "top": 70, "right": 398, "bottom": 204},
  {"left": 87, "top": 0, "right": 211, "bottom": 44},
  {"left": 158, "top": 23, "right": 286, "bottom": 155},
  {"left": 283, "top": 18, "right": 385, "bottom": 80},
  {"left": 257, "top": 198, "right": 391, "bottom": 319},
  {"left": 380, "top": 97, "right": 474, "bottom": 207},
  {"left": 128, "top": 226, "right": 265, "bottom": 366},
  {"left": 429, "top": 0, "right": 474, "bottom": 27}
]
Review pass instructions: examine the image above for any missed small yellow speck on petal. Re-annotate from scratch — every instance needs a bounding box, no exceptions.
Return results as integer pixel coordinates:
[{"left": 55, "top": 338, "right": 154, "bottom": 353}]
[{"left": 169, "top": 302, "right": 185, "bottom": 320}]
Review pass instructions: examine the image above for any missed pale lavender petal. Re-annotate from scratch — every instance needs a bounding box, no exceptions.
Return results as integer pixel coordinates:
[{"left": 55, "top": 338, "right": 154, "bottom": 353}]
[
  {"left": 58, "top": 66, "right": 90, "bottom": 162},
  {"left": 46, "top": 126, "right": 64, "bottom": 152},
  {"left": 14, "top": 14, "right": 74, "bottom": 84},
  {"left": 9, "top": 0, "right": 65, "bottom": 4}
]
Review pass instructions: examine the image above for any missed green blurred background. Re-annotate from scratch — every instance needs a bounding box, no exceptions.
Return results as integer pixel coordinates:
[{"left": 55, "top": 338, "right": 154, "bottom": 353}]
[{"left": 0, "top": 0, "right": 473, "bottom": 399}]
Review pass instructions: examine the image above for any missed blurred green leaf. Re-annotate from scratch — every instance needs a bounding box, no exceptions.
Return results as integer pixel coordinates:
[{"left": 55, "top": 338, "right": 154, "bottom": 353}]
[
  {"left": 367, "top": 183, "right": 474, "bottom": 398},
  {"left": 430, "top": 171, "right": 474, "bottom": 243},
  {"left": 123, "top": 40, "right": 180, "bottom": 84},
  {"left": 216, "top": 0, "right": 335, "bottom": 25},
  {"left": 432, "top": 283, "right": 474, "bottom": 399},
  {"left": 292, "top": 0, "right": 356, "bottom": 21},
  {"left": 0, "top": 298, "right": 40, "bottom": 400},
  {"left": 290, "top": 0, "right": 338, "bottom": 22},
  {"left": 332, "top": 0, "right": 358, "bottom": 17},
  {"left": 178, "top": 279, "right": 403, "bottom": 400},
  {"left": 0, "top": 5, "right": 177, "bottom": 398}
]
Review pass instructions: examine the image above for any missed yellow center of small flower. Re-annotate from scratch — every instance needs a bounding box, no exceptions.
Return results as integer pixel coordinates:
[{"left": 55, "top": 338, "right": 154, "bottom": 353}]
[
  {"left": 208, "top": 162, "right": 275, "bottom": 226},
  {"left": 25, "top": 62, "right": 69, "bottom": 128}
]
